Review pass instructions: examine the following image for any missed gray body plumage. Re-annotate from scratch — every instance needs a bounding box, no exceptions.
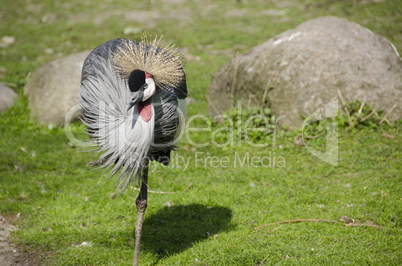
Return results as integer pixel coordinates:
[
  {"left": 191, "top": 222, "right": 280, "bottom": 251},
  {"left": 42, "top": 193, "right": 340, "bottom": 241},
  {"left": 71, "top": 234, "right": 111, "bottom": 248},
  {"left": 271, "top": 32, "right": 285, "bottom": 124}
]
[{"left": 79, "top": 38, "right": 187, "bottom": 191}]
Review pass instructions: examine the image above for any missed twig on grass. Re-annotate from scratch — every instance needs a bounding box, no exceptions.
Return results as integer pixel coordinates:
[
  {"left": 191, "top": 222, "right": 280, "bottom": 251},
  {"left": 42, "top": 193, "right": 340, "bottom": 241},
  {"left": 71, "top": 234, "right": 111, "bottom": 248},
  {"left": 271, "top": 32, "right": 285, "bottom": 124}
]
[
  {"left": 357, "top": 94, "right": 367, "bottom": 115},
  {"left": 379, "top": 103, "right": 397, "bottom": 125},
  {"left": 254, "top": 218, "right": 384, "bottom": 230},
  {"left": 182, "top": 182, "right": 193, "bottom": 193},
  {"left": 272, "top": 225, "right": 283, "bottom": 231},
  {"left": 337, "top": 89, "right": 354, "bottom": 127},
  {"left": 359, "top": 108, "right": 378, "bottom": 123},
  {"left": 130, "top": 187, "right": 174, "bottom": 194},
  {"left": 345, "top": 223, "right": 379, "bottom": 229},
  {"left": 131, "top": 182, "right": 193, "bottom": 194},
  {"left": 279, "top": 169, "right": 294, "bottom": 173},
  {"left": 254, "top": 219, "right": 337, "bottom": 229},
  {"left": 257, "top": 254, "right": 270, "bottom": 265},
  {"left": 382, "top": 118, "right": 393, "bottom": 126}
]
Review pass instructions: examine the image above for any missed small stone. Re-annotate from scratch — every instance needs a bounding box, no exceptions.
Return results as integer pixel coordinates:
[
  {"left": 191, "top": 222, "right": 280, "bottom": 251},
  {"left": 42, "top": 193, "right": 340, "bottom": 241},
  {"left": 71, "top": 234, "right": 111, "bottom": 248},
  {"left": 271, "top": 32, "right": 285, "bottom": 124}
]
[
  {"left": 340, "top": 216, "right": 354, "bottom": 224},
  {"left": 79, "top": 241, "right": 92, "bottom": 247},
  {"left": 0, "top": 36, "right": 15, "bottom": 48},
  {"left": 345, "top": 183, "right": 351, "bottom": 188},
  {"left": 381, "top": 133, "right": 394, "bottom": 139},
  {"left": 213, "top": 234, "right": 218, "bottom": 239},
  {"left": 0, "top": 83, "right": 18, "bottom": 112},
  {"left": 123, "top": 26, "right": 141, "bottom": 35},
  {"left": 294, "top": 138, "right": 304, "bottom": 146}
]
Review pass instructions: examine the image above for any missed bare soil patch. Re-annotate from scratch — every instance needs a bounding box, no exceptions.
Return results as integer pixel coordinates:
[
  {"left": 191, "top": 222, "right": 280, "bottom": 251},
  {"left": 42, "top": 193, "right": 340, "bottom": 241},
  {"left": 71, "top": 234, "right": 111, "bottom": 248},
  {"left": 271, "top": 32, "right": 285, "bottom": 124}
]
[{"left": 0, "top": 215, "right": 43, "bottom": 266}]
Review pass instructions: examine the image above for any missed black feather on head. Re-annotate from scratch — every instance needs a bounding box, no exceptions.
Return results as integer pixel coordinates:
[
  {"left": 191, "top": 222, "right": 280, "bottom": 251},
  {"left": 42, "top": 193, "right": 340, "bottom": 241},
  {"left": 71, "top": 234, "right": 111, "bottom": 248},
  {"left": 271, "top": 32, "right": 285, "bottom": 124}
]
[{"left": 128, "top": 69, "right": 145, "bottom": 92}]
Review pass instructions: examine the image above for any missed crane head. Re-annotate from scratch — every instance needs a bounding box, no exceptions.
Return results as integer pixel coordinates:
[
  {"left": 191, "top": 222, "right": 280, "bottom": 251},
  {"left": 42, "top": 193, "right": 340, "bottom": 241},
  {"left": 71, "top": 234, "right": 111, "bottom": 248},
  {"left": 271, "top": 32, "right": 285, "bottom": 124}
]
[{"left": 126, "top": 70, "right": 155, "bottom": 111}]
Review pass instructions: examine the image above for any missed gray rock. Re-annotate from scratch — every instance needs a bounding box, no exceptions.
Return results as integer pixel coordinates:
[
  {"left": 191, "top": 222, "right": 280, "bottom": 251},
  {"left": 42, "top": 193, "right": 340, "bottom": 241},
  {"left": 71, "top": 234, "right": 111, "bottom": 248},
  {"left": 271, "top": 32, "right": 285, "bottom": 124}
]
[
  {"left": 24, "top": 51, "right": 90, "bottom": 126},
  {"left": 208, "top": 16, "right": 402, "bottom": 128},
  {"left": 0, "top": 83, "right": 18, "bottom": 112}
]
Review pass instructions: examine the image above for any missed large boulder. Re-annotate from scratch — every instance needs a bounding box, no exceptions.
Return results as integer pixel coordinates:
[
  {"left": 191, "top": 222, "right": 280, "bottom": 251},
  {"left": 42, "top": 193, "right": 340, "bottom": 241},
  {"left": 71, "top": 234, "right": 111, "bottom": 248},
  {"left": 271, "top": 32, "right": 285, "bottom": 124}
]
[
  {"left": 0, "top": 83, "right": 18, "bottom": 112},
  {"left": 24, "top": 51, "right": 90, "bottom": 126},
  {"left": 208, "top": 16, "right": 402, "bottom": 128}
]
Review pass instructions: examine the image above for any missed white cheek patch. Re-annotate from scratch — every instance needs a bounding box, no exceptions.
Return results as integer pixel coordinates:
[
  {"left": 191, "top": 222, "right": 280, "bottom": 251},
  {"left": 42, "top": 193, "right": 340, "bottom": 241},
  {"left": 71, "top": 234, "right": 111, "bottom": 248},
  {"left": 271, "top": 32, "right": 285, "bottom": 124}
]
[{"left": 143, "top": 77, "right": 156, "bottom": 101}]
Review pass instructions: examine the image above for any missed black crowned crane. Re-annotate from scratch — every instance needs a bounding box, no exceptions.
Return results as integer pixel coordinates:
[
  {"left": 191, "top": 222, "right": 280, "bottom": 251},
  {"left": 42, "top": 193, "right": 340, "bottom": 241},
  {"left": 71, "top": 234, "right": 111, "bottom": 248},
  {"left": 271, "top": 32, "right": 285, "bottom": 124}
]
[{"left": 79, "top": 37, "right": 187, "bottom": 265}]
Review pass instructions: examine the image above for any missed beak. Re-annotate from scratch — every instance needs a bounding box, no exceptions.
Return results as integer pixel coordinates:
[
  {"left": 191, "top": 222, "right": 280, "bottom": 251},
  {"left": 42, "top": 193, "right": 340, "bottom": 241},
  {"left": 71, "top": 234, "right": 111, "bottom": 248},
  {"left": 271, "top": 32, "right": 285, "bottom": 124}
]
[{"left": 126, "top": 90, "right": 144, "bottom": 111}]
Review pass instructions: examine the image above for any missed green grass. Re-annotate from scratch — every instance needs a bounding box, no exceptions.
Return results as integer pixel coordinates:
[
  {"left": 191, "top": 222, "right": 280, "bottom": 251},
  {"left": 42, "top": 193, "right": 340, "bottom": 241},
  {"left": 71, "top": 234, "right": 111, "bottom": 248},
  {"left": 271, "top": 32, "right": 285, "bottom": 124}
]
[{"left": 1, "top": 0, "right": 401, "bottom": 265}]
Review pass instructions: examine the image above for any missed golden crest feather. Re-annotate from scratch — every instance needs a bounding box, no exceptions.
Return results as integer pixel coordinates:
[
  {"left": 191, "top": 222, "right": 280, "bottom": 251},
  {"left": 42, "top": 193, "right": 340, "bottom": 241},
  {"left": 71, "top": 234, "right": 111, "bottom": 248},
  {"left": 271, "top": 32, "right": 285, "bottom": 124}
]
[{"left": 111, "top": 35, "right": 185, "bottom": 94}]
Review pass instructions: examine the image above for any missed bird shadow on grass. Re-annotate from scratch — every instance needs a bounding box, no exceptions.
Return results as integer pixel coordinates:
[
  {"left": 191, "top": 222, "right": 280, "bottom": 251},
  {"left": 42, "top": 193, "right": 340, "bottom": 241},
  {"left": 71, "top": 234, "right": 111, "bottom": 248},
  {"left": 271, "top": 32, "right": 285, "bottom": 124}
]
[{"left": 140, "top": 203, "right": 233, "bottom": 259}]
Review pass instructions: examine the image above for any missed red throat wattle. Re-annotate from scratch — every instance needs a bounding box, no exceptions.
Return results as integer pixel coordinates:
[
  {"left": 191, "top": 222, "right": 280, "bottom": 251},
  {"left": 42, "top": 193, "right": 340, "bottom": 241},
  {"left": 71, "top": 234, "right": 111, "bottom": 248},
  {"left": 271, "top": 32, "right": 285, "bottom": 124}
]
[{"left": 138, "top": 99, "right": 152, "bottom": 122}]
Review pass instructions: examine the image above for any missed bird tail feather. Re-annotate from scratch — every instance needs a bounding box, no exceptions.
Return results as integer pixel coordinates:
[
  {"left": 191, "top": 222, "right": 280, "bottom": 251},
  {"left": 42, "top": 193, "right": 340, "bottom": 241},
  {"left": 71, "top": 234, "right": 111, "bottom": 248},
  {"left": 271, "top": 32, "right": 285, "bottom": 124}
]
[{"left": 79, "top": 54, "right": 154, "bottom": 192}]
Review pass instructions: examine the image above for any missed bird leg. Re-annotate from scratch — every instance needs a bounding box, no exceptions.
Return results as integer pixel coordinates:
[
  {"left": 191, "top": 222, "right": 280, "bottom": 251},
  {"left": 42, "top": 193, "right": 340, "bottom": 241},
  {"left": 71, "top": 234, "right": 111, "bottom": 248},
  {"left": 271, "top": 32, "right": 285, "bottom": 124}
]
[{"left": 133, "top": 159, "right": 149, "bottom": 266}]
